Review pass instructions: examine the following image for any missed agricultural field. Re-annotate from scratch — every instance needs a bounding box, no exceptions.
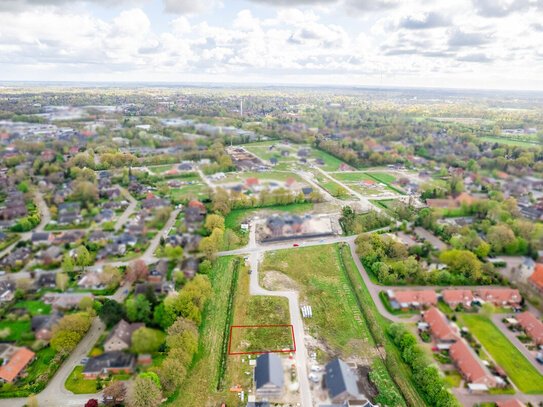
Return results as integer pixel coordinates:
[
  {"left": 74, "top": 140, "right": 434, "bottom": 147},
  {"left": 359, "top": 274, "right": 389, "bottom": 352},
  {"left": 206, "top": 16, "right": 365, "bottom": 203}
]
[
  {"left": 462, "top": 314, "right": 543, "bottom": 393},
  {"left": 479, "top": 136, "right": 539, "bottom": 147}
]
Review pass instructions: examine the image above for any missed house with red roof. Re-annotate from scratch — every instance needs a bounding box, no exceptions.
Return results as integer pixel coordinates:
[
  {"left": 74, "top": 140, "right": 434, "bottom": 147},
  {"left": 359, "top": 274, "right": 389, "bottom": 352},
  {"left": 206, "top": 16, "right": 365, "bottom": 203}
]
[
  {"left": 528, "top": 264, "right": 543, "bottom": 293},
  {"left": 441, "top": 289, "right": 474, "bottom": 309},
  {"left": 188, "top": 200, "right": 206, "bottom": 211},
  {"left": 475, "top": 289, "right": 522, "bottom": 308},
  {"left": 388, "top": 289, "right": 437, "bottom": 310},
  {"left": 245, "top": 178, "right": 259, "bottom": 187},
  {"left": 516, "top": 311, "right": 543, "bottom": 346},
  {"left": 0, "top": 347, "right": 35, "bottom": 383},
  {"left": 41, "top": 150, "right": 57, "bottom": 162},
  {"left": 423, "top": 307, "right": 459, "bottom": 343},
  {"left": 362, "top": 179, "right": 376, "bottom": 185},
  {"left": 449, "top": 340, "right": 499, "bottom": 389}
]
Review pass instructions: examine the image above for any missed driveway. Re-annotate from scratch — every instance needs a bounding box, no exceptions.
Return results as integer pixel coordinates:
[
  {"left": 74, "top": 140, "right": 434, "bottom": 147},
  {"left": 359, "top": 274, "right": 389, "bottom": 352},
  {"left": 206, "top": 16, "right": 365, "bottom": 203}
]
[{"left": 114, "top": 187, "right": 137, "bottom": 232}]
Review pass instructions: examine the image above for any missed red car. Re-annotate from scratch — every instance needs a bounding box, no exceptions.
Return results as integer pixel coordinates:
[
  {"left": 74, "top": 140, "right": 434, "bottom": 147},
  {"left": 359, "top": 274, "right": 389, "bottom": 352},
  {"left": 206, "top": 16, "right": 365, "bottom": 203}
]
[{"left": 293, "top": 243, "right": 299, "bottom": 247}]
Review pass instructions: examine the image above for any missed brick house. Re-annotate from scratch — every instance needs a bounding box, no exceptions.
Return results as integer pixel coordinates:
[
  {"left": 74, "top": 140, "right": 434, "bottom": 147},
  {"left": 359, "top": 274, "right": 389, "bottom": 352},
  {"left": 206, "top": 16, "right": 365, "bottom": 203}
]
[{"left": 82, "top": 351, "right": 135, "bottom": 379}]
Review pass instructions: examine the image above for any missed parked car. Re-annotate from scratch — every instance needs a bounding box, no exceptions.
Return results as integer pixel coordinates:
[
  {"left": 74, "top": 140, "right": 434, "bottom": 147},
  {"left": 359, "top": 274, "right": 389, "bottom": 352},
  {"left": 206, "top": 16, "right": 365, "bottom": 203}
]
[{"left": 293, "top": 243, "right": 299, "bottom": 247}]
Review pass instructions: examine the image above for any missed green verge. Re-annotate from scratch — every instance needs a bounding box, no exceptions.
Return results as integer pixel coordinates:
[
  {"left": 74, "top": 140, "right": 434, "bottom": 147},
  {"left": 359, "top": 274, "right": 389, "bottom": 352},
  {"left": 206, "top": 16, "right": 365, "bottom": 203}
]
[
  {"left": 462, "top": 314, "right": 543, "bottom": 394},
  {"left": 338, "top": 243, "right": 431, "bottom": 407}
]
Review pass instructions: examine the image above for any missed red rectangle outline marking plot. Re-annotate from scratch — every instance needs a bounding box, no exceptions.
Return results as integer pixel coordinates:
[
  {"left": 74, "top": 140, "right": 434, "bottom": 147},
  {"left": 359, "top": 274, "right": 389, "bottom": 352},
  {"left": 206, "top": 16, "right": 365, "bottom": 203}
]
[{"left": 228, "top": 324, "right": 296, "bottom": 355}]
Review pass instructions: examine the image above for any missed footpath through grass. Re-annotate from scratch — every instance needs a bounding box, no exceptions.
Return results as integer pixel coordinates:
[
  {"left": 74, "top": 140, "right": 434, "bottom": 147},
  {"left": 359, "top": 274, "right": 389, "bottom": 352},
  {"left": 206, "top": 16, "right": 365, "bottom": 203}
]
[{"left": 462, "top": 314, "right": 543, "bottom": 394}]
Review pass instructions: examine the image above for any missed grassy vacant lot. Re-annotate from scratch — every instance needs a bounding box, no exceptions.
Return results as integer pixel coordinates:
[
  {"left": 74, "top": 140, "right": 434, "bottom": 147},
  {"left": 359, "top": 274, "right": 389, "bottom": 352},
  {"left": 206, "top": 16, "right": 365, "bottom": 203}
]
[
  {"left": 260, "top": 244, "right": 373, "bottom": 355},
  {"left": 311, "top": 149, "right": 344, "bottom": 171},
  {"left": 313, "top": 172, "right": 351, "bottom": 199},
  {"left": 15, "top": 300, "right": 51, "bottom": 315},
  {"left": 479, "top": 136, "right": 539, "bottom": 147},
  {"left": 220, "top": 170, "right": 303, "bottom": 184},
  {"left": 245, "top": 146, "right": 297, "bottom": 162},
  {"left": 462, "top": 314, "right": 543, "bottom": 393},
  {"left": 172, "top": 256, "right": 238, "bottom": 407},
  {"left": 149, "top": 164, "right": 174, "bottom": 173},
  {"left": 229, "top": 268, "right": 292, "bottom": 354},
  {"left": 170, "top": 183, "right": 210, "bottom": 202},
  {"left": 333, "top": 172, "right": 376, "bottom": 182}
]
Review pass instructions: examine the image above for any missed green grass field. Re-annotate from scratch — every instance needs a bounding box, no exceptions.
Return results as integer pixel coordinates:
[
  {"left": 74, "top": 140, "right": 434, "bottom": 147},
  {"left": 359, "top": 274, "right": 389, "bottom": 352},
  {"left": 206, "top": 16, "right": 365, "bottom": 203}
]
[
  {"left": 148, "top": 164, "right": 174, "bottom": 173},
  {"left": 332, "top": 172, "right": 376, "bottom": 182},
  {"left": 479, "top": 136, "right": 540, "bottom": 147},
  {"left": 311, "top": 149, "right": 344, "bottom": 171},
  {"left": 0, "top": 320, "right": 31, "bottom": 341},
  {"left": 260, "top": 244, "right": 374, "bottom": 355},
  {"left": 170, "top": 184, "right": 210, "bottom": 202},
  {"left": 462, "top": 314, "right": 543, "bottom": 393},
  {"left": 15, "top": 301, "right": 51, "bottom": 315},
  {"left": 65, "top": 366, "right": 98, "bottom": 394},
  {"left": 229, "top": 270, "right": 292, "bottom": 354}
]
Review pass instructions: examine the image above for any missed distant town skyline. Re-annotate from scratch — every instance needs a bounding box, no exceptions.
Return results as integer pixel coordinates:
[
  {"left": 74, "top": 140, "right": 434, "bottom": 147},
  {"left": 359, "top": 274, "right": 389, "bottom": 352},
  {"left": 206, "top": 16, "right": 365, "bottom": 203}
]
[{"left": 1, "top": 0, "right": 542, "bottom": 91}]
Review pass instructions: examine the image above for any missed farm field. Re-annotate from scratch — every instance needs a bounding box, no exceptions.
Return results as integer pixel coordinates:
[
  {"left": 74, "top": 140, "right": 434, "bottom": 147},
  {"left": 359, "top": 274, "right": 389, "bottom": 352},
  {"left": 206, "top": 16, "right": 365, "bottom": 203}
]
[
  {"left": 172, "top": 256, "right": 240, "bottom": 407},
  {"left": 462, "top": 314, "right": 543, "bottom": 393}
]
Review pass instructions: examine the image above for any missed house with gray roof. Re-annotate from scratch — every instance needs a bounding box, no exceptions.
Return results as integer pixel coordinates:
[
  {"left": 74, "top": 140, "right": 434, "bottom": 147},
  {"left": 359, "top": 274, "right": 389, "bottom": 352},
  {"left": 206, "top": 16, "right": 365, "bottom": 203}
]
[
  {"left": 325, "top": 359, "right": 362, "bottom": 404},
  {"left": 255, "top": 353, "right": 283, "bottom": 399}
]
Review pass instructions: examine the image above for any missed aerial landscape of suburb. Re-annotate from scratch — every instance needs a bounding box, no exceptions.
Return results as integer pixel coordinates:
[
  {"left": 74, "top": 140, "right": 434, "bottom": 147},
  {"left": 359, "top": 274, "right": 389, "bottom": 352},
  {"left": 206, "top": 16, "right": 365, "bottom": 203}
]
[{"left": 0, "top": 1, "right": 542, "bottom": 407}]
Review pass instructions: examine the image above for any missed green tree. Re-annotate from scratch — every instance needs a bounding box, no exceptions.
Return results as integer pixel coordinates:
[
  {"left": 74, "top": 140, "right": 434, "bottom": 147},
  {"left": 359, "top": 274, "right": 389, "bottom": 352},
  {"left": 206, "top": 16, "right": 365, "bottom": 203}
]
[
  {"left": 18, "top": 182, "right": 29, "bottom": 193},
  {"left": 61, "top": 254, "right": 75, "bottom": 273},
  {"left": 131, "top": 328, "right": 164, "bottom": 354},
  {"left": 127, "top": 376, "right": 162, "bottom": 407},
  {"left": 204, "top": 214, "right": 225, "bottom": 233},
  {"left": 75, "top": 246, "right": 91, "bottom": 271},
  {"left": 56, "top": 272, "right": 69, "bottom": 292},
  {"left": 51, "top": 330, "right": 81, "bottom": 354},
  {"left": 99, "top": 299, "right": 125, "bottom": 328}
]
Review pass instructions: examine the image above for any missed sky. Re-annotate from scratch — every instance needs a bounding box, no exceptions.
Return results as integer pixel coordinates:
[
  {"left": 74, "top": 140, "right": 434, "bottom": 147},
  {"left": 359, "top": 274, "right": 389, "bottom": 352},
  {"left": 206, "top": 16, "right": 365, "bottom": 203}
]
[{"left": 0, "top": 0, "right": 542, "bottom": 90}]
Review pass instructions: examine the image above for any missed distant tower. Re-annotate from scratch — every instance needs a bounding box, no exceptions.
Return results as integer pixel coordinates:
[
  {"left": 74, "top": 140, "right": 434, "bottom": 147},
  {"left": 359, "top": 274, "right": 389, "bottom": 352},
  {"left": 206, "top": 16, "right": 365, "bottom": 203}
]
[{"left": 240, "top": 99, "right": 243, "bottom": 117}]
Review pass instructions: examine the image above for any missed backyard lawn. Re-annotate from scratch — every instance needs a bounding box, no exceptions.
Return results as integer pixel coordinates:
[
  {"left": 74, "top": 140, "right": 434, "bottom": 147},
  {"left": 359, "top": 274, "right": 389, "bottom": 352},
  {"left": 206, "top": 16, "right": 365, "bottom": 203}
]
[
  {"left": 462, "top": 314, "right": 543, "bottom": 393},
  {"left": 310, "top": 149, "right": 344, "bottom": 171},
  {"left": 65, "top": 366, "right": 98, "bottom": 394},
  {"left": 0, "top": 320, "right": 31, "bottom": 341},
  {"left": 15, "top": 300, "right": 51, "bottom": 315}
]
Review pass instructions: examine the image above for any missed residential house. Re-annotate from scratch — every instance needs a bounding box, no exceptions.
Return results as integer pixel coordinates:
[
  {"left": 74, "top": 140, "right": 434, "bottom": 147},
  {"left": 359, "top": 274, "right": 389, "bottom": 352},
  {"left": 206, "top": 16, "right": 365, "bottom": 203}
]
[
  {"left": 0, "top": 347, "right": 35, "bottom": 383},
  {"left": 35, "top": 272, "right": 57, "bottom": 289},
  {"left": 182, "top": 257, "right": 199, "bottom": 279},
  {"left": 518, "top": 257, "right": 536, "bottom": 281},
  {"left": 39, "top": 246, "right": 63, "bottom": 265},
  {"left": 325, "top": 358, "right": 362, "bottom": 404},
  {"left": 475, "top": 289, "right": 522, "bottom": 308},
  {"left": 441, "top": 289, "right": 474, "bottom": 309},
  {"left": 148, "top": 259, "right": 169, "bottom": 283},
  {"left": 516, "top": 311, "right": 543, "bottom": 346},
  {"left": 0, "top": 247, "right": 32, "bottom": 269},
  {"left": 255, "top": 353, "right": 283, "bottom": 399},
  {"left": 95, "top": 208, "right": 115, "bottom": 223},
  {"left": 104, "top": 320, "right": 145, "bottom": 352},
  {"left": 301, "top": 187, "right": 313, "bottom": 196},
  {"left": 185, "top": 204, "right": 206, "bottom": 232},
  {"left": 58, "top": 202, "right": 81, "bottom": 225},
  {"left": 82, "top": 351, "right": 136, "bottom": 379},
  {"left": 42, "top": 292, "right": 94, "bottom": 310},
  {"left": 97, "top": 243, "right": 126, "bottom": 260},
  {"left": 388, "top": 290, "right": 437, "bottom": 310},
  {"left": 141, "top": 196, "right": 170, "bottom": 210},
  {"left": 528, "top": 264, "right": 543, "bottom": 293},
  {"left": 423, "top": 307, "right": 458, "bottom": 343},
  {"left": 134, "top": 281, "right": 174, "bottom": 297},
  {"left": 52, "top": 230, "right": 85, "bottom": 245},
  {"left": 31, "top": 232, "right": 53, "bottom": 246},
  {"left": 31, "top": 312, "right": 63, "bottom": 341},
  {"left": 78, "top": 271, "right": 104, "bottom": 290},
  {"left": 449, "top": 340, "right": 499, "bottom": 389},
  {"left": 0, "top": 281, "right": 15, "bottom": 302},
  {"left": 88, "top": 230, "right": 111, "bottom": 243}
]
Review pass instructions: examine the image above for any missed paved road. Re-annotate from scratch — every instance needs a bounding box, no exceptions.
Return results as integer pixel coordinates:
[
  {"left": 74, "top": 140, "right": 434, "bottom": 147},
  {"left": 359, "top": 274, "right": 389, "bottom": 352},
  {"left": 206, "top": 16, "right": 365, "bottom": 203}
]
[
  {"left": 245, "top": 224, "right": 313, "bottom": 407},
  {"left": 114, "top": 187, "right": 137, "bottom": 232}
]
